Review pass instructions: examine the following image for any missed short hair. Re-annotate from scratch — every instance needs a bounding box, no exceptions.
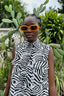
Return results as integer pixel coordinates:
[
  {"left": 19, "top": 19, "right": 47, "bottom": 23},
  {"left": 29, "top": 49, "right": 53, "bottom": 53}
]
[{"left": 23, "top": 14, "right": 41, "bottom": 27}]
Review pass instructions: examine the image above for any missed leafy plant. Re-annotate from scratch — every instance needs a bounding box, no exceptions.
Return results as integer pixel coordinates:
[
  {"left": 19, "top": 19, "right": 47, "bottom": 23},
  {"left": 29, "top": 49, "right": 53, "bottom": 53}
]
[
  {"left": 0, "top": 4, "right": 25, "bottom": 90},
  {"left": 33, "top": 0, "right": 49, "bottom": 16},
  {"left": 0, "top": 4, "right": 24, "bottom": 43},
  {"left": 0, "top": 0, "right": 27, "bottom": 28},
  {"left": 54, "top": 56, "right": 64, "bottom": 96},
  {"left": 39, "top": 10, "right": 64, "bottom": 44}
]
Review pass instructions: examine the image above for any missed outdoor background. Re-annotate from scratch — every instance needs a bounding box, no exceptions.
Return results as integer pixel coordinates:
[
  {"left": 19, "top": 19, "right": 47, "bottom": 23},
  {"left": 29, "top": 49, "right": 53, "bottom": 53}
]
[{"left": 0, "top": 0, "right": 64, "bottom": 96}]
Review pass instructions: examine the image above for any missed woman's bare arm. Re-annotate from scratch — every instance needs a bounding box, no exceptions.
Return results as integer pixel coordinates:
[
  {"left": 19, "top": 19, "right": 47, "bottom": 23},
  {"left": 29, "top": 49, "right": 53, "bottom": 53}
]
[
  {"left": 4, "top": 45, "right": 15, "bottom": 96},
  {"left": 48, "top": 47, "right": 58, "bottom": 96},
  {"left": 4, "top": 65, "right": 13, "bottom": 96}
]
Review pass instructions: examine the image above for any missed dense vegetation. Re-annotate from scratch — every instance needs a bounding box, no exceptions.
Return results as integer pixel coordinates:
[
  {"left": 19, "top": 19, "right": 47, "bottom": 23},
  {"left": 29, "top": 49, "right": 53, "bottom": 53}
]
[{"left": 0, "top": 0, "right": 27, "bottom": 28}]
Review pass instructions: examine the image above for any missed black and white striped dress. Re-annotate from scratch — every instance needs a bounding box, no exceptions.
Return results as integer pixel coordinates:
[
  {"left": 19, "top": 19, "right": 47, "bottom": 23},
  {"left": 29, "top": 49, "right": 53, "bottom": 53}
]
[{"left": 9, "top": 39, "right": 50, "bottom": 96}]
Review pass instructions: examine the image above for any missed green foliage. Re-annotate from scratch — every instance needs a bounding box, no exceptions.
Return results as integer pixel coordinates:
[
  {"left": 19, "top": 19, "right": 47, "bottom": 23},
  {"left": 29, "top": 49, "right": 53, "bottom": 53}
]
[
  {"left": 0, "top": 3, "right": 24, "bottom": 90},
  {"left": 1, "top": 42, "right": 6, "bottom": 50},
  {"left": 48, "top": 42, "right": 64, "bottom": 96},
  {"left": 53, "top": 48, "right": 62, "bottom": 59},
  {"left": 0, "top": 57, "right": 11, "bottom": 90},
  {"left": 33, "top": 0, "right": 49, "bottom": 16},
  {"left": 0, "top": 90, "right": 4, "bottom": 96},
  {"left": 13, "top": 18, "right": 18, "bottom": 28},
  {"left": 11, "top": 10, "right": 15, "bottom": 18},
  {"left": 43, "top": 0, "right": 49, "bottom": 5},
  {"left": 1, "top": 4, "right": 23, "bottom": 28},
  {"left": 54, "top": 56, "right": 64, "bottom": 96},
  {"left": 49, "top": 42, "right": 64, "bottom": 96},
  {"left": 39, "top": 10, "right": 64, "bottom": 44},
  {"left": 0, "top": 29, "right": 16, "bottom": 44},
  {"left": 0, "top": 4, "right": 23, "bottom": 44},
  {"left": 2, "top": 19, "right": 13, "bottom": 23},
  {"left": 57, "top": 48, "right": 64, "bottom": 55},
  {"left": 3, "top": 57, "right": 11, "bottom": 81},
  {"left": 0, "top": 69, "right": 5, "bottom": 90},
  {"left": 0, "top": 0, "right": 27, "bottom": 28},
  {"left": 0, "top": 22, "right": 4, "bottom": 27},
  {"left": 49, "top": 43, "right": 64, "bottom": 59},
  {"left": 5, "top": 4, "right": 12, "bottom": 12},
  {"left": 0, "top": 4, "right": 24, "bottom": 54}
]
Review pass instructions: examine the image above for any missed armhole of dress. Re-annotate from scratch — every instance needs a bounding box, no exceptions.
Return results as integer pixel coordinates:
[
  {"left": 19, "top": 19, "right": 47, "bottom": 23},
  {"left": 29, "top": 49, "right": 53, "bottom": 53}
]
[{"left": 47, "top": 45, "right": 50, "bottom": 70}]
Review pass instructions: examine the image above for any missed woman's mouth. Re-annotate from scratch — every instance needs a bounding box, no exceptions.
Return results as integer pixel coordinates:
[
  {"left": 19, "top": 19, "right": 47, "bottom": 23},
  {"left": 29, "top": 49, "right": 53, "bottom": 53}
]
[
  {"left": 27, "top": 34, "right": 32, "bottom": 37},
  {"left": 26, "top": 33, "right": 33, "bottom": 38}
]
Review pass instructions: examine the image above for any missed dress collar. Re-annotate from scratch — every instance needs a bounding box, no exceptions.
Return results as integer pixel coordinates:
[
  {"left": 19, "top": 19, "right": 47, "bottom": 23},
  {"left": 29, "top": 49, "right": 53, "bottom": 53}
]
[{"left": 25, "top": 38, "right": 41, "bottom": 48}]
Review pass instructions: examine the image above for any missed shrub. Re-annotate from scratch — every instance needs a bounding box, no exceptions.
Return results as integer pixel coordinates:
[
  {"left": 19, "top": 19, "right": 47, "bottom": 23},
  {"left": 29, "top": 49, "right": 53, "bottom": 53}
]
[
  {"left": 39, "top": 10, "right": 64, "bottom": 44},
  {"left": 0, "top": 0, "right": 27, "bottom": 27}
]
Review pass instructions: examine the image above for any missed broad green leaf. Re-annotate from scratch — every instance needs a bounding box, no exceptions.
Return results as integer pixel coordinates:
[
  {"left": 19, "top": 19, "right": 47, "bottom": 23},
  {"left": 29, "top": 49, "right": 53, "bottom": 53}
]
[
  {"left": 36, "top": 11, "right": 40, "bottom": 16},
  {"left": 39, "top": 4, "right": 43, "bottom": 10},
  {"left": 2, "top": 19, "right": 13, "bottom": 23},
  {"left": 0, "top": 22, "right": 3, "bottom": 28},
  {"left": 5, "top": 5, "right": 12, "bottom": 12},
  {"left": 58, "top": 35, "right": 61, "bottom": 40},
  {"left": 56, "top": 76, "right": 59, "bottom": 86},
  {"left": 9, "top": 4, "right": 12, "bottom": 12},
  {"left": 10, "top": 42, "right": 15, "bottom": 47},
  {"left": 13, "top": 18, "right": 18, "bottom": 28},
  {"left": 11, "top": 11, "right": 15, "bottom": 18},
  {"left": 1, "top": 42, "right": 6, "bottom": 50},
  {"left": 39, "top": 6, "right": 46, "bottom": 13},
  {"left": 0, "top": 35, "right": 8, "bottom": 43},
  {"left": 18, "top": 19, "right": 23, "bottom": 25},
  {"left": 60, "top": 30, "right": 63, "bottom": 34},
  {"left": 43, "top": 0, "right": 49, "bottom": 5},
  {"left": 16, "top": 12, "right": 22, "bottom": 21},
  {"left": 33, "top": 8, "right": 36, "bottom": 14},
  {"left": 37, "top": 8, "right": 40, "bottom": 12},
  {"left": 54, "top": 32, "right": 56, "bottom": 37},
  {"left": 5, "top": 5, "right": 10, "bottom": 12}
]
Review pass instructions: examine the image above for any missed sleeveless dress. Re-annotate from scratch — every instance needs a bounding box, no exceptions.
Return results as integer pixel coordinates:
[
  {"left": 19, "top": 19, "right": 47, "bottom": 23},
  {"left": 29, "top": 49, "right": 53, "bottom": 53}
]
[{"left": 9, "top": 39, "right": 50, "bottom": 96}]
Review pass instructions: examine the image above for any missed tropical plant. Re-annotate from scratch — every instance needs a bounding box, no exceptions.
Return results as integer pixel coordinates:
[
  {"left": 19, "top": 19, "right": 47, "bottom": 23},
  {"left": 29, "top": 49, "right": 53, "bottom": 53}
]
[
  {"left": 33, "top": 0, "right": 49, "bottom": 16},
  {"left": 0, "top": 4, "right": 24, "bottom": 40},
  {"left": 39, "top": 10, "right": 64, "bottom": 44},
  {"left": 54, "top": 59, "right": 64, "bottom": 96},
  {"left": 0, "top": 4, "right": 25, "bottom": 90},
  {"left": 0, "top": 0, "right": 27, "bottom": 27}
]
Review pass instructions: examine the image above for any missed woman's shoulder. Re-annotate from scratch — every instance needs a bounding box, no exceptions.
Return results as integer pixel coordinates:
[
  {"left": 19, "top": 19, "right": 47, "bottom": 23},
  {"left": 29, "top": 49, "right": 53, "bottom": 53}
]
[
  {"left": 40, "top": 41, "right": 50, "bottom": 51},
  {"left": 48, "top": 47, "right": 54, "bottom": 56},
  {"left": 15, "top": 40, "right": 28, "bottom": 51}
]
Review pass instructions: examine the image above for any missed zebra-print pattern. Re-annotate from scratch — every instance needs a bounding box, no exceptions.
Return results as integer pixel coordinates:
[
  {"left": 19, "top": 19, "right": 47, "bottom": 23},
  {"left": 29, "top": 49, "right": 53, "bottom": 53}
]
[{"left": 9, "top": 39, "right": 50, "bottom": 96}]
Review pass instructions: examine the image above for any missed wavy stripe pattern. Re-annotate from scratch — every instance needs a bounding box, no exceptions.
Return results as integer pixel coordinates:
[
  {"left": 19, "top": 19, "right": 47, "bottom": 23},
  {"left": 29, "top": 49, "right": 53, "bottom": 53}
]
[{"left": 9, "top": 39, "right": 50, "bottom": 96}]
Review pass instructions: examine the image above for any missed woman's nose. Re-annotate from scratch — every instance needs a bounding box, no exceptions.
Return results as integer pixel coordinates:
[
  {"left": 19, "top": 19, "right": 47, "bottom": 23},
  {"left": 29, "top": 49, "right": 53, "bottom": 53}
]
[{"left": 27, "top": 28, "right": 31, "bottom": 32}]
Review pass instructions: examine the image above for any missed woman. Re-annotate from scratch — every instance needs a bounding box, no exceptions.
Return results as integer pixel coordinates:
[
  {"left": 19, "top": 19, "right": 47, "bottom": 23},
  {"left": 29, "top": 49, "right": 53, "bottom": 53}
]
[{"left": 4, "top": 14, "right": 58, "bottom": 96}]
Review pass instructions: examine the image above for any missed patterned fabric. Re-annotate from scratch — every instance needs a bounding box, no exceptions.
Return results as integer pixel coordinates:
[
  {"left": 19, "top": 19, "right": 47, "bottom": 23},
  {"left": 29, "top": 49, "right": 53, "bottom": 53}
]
[{"left": 9, "top": 39, "right": 50, "bottom": 96}]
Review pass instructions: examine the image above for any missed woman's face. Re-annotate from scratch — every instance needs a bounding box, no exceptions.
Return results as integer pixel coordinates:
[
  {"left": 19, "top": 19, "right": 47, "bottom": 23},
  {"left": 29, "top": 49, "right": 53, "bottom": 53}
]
[{"left": 23, "top": 16, "right": 40, "bottom": 43}]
